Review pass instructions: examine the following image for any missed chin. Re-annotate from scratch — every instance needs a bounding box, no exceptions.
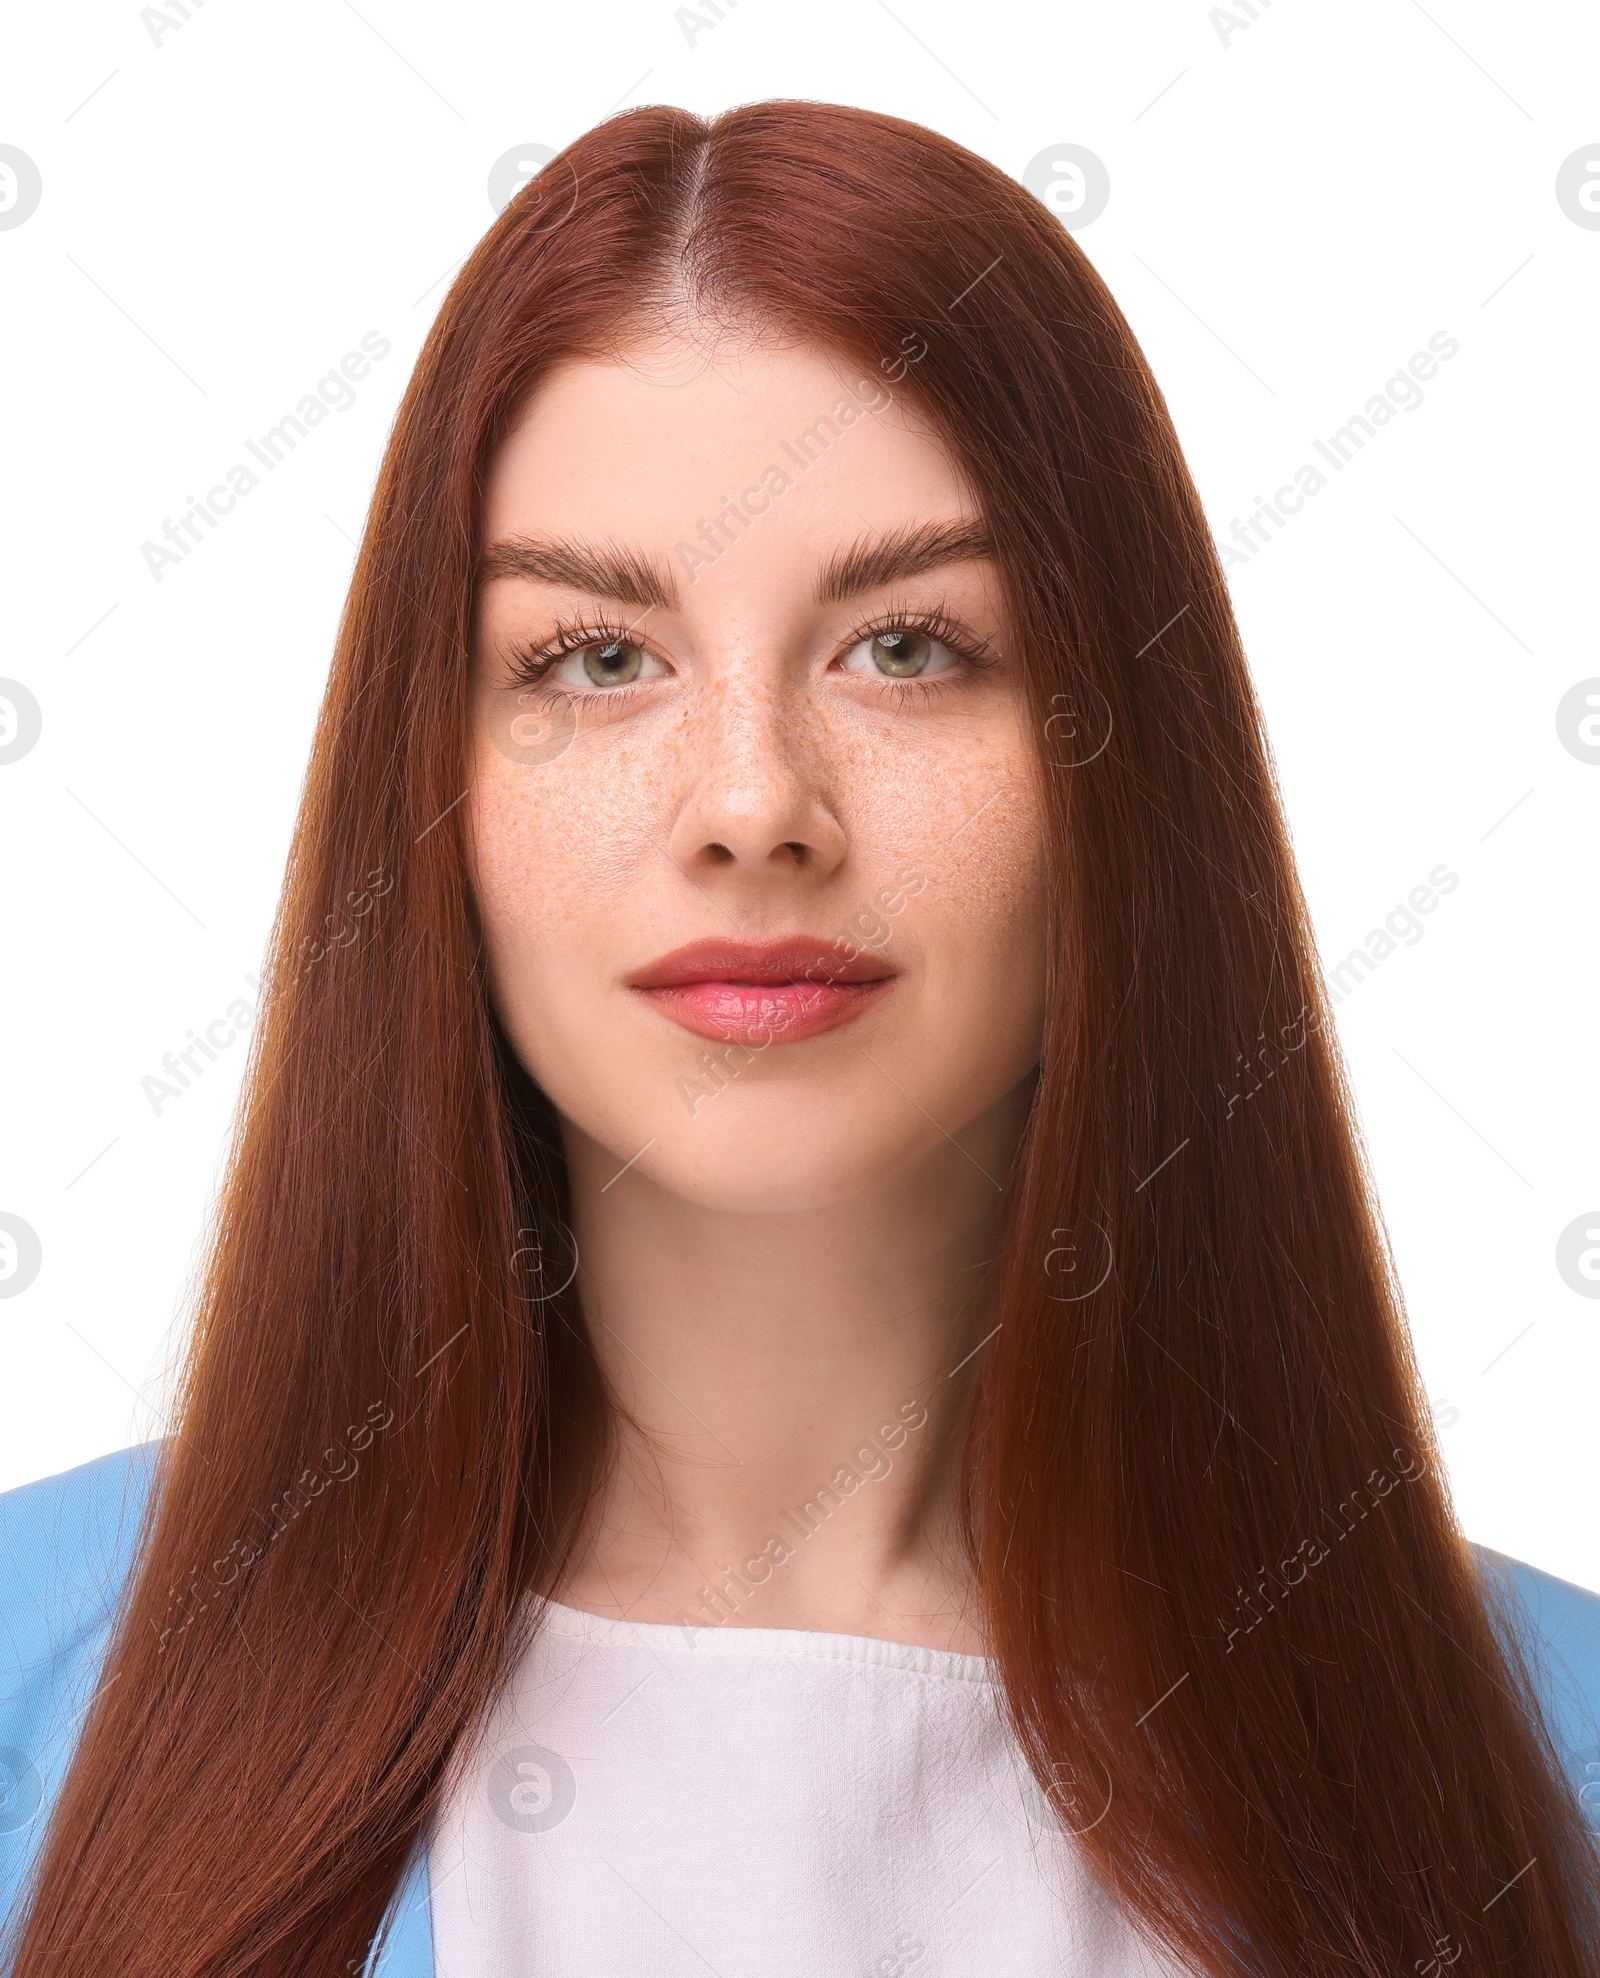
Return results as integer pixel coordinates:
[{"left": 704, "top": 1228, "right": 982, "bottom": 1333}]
[
  {"left": 556, "top": 1073, "right": 962, "bottom": 1216},
  {"left": 631, "top": 1128, "right": 909, "bottom": 1216}
]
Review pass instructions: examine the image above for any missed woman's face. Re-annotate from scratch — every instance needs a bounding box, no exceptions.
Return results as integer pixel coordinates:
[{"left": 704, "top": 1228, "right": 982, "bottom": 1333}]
[{"left": 469, "top": 332, "right": 1048, "bottom": 1214}]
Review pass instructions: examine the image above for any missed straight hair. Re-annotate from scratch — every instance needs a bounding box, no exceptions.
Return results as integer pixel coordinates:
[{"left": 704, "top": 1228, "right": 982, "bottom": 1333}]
[{"left": 10, "top": 100, "right": 1596, "bottom": 1977}]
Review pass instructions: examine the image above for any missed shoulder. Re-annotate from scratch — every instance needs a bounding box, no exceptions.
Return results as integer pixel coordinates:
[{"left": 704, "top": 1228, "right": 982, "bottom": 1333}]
[
  {"left": 0, "top": 1440, "right": 442, "bottom": 1974},
  {"left": 0, "top": 1442, "right": 162, "bottom": 1683},
  {"left": 0, "top": 1444, "right": 163, "bottom": 1925},
  {"left": 1474, "top": 1544, "right": 1600, "bottom": 1810}
]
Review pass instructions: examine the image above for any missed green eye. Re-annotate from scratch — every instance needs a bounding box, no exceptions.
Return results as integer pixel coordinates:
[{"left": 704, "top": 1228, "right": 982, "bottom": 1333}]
[
  {"left": 866, "top": 632, "right": 929, "bottom": 680},
  {"left": 841, "top": 627, "right": 961, "bottom": 683},
  {"left": 834, "top": 629, "right": 961, "bottom": 692},
  {"left": 582, "top": 639, "right": 644, "bottom": 686},
  {"left": 867, "top": 630, "right": 934, "bottom": 677}
]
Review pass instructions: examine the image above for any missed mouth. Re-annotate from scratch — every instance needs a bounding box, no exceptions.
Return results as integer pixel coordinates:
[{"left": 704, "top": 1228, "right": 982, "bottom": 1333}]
[{"left": 626, "top": 937, "right": 898, "bottom": 1047}]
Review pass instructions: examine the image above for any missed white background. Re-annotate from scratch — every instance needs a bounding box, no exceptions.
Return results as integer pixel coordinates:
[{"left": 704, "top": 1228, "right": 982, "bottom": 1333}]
[{"left": 2, "top": 2, "right": 1596, "bottom": 1586}]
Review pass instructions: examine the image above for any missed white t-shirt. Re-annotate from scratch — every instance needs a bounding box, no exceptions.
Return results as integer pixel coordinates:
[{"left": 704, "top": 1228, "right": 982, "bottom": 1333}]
[{"left": 425, "top": 1597, "right": 1184, "bottom": 1976}]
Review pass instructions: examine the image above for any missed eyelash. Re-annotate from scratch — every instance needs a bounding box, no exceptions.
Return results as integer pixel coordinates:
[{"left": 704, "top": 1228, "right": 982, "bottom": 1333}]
[
  {"left": 506, "top": 600, "right": 998, "bottom": 708},
  {"left": 508, "top": 611, "right": 648, "bottom": 688},
  {"left": 860, "top": 601, "right": 1000, "bottom": 709}
]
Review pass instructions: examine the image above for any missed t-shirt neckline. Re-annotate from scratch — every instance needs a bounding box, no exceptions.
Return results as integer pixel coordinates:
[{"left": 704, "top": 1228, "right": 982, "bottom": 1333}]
[{"left": 529, "top": 1593, "right": 996, "bottom": 1685}]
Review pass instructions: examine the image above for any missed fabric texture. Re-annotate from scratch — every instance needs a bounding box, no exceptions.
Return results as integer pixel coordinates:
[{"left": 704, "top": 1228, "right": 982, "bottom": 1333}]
[
  {"left": 426, "top": 1596, "right": 1182, "bottom": 1975},
  {"left": 0, "top": 1442, "right": 1595, "bottom": 1977}
]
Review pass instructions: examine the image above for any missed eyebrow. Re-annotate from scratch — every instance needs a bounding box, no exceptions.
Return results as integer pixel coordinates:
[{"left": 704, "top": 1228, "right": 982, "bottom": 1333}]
[
  {"left": 478, "top": 534, "right": 677, "bottom": 613},
  {"left": 814, "top": 519, "right": 996, "bottom": 604},
  {"left": 476, "top": 516, "right": 997, "bottom": 617}
]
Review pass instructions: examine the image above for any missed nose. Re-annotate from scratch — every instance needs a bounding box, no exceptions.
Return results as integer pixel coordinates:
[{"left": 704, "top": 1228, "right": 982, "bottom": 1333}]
[{"left": 664, "top": 669, "right": 847, "bottom": 887}]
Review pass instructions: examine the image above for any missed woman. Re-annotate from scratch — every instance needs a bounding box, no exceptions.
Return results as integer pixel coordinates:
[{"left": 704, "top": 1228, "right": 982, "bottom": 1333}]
[{"left": 2, "top": 100, "right": 1596, "bottom": 1977}]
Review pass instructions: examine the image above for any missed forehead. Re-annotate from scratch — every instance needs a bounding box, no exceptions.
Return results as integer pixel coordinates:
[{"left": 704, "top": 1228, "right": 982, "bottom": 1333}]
[{"left": 479, "top": 336, "right": 977, "bottom": 577}]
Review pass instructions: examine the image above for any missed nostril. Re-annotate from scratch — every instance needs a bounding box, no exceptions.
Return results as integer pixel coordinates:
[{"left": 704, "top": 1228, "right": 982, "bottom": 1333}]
[{"left": 782, "top": 841, "right": 808, "bottom": 866}]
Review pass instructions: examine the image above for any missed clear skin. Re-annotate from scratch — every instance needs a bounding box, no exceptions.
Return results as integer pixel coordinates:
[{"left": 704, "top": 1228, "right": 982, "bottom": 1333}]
[{"left": 469, "top": 330, "right": 1048, "bottom": 1654}]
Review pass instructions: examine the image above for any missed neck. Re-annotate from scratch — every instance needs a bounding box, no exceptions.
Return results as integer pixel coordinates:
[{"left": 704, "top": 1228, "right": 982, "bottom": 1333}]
[{"left": 550, "top": 1082, "right": 1031, "bottom": 1653}]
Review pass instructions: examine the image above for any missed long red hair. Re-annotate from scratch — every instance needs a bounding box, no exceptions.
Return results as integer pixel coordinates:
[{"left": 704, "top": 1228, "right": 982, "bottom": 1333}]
[{"left": 10, "top": 101, "right": 1596, "bottom": 1976}]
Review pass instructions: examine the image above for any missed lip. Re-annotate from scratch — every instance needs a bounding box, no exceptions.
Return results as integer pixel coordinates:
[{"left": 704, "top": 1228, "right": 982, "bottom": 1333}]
[{"left": 626, "top": 937, "right": 898, "bottom": 1047}]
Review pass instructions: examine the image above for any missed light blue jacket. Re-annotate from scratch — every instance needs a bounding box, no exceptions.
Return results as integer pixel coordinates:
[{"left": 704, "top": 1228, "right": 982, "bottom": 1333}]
[{"left": 1, "top": 1444, "right": 1597, "bottom": 1974}]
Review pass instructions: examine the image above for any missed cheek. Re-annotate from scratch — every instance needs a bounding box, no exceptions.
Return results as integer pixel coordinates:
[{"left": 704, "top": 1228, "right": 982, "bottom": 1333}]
[
  {"left": 468, "top": 724, "right": 670, "bottom": 951},
  {"left": 864, "top": 686, "right": 1044, "bottom": 882},
  {"left": 919, "top": 794, "right": 1048, "bottom": 1059},
  {"left": 471, "top": 770, "right": 579, "bottom": 983},
  {"left": 467, "top": 745, "right": 639, "bottom": 1070},
  {"left": 840, "top": 716, "right": 1049, "bottom": 1071}
]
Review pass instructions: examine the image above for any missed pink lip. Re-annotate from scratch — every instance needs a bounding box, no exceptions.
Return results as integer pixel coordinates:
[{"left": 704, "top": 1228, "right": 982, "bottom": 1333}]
[{"left": 626, "top": 937, "right": 897, "bottom": 1046}]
